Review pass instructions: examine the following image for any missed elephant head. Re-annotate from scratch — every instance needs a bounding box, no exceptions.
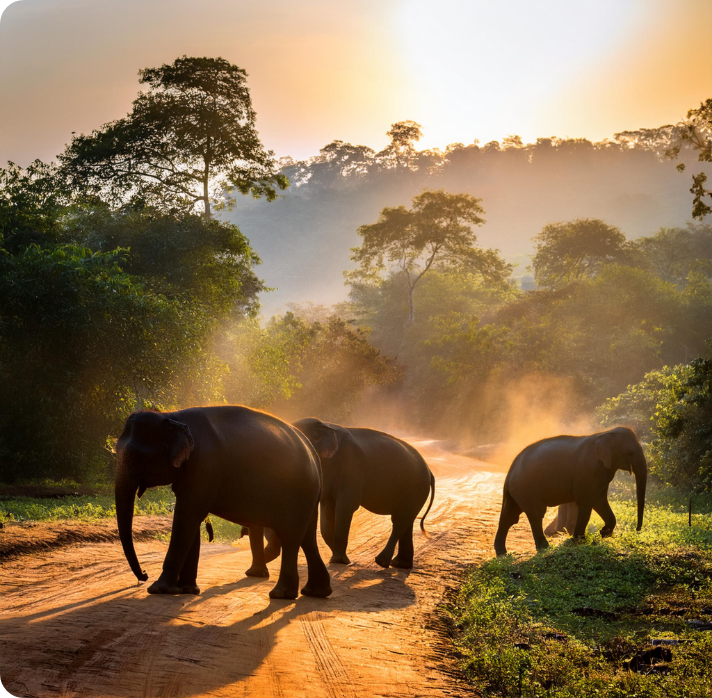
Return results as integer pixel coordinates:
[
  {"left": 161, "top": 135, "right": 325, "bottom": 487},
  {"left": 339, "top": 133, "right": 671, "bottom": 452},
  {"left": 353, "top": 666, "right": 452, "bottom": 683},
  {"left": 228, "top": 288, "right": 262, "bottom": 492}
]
[
  {"left": 293, "top": 418, "right": 342, "bottom": 460},
  {"left": 114, "top": 411, "right": 194, "bottom": 581},
  {"left": 594, "top": 426, "right": 647, "bottom": 531}
]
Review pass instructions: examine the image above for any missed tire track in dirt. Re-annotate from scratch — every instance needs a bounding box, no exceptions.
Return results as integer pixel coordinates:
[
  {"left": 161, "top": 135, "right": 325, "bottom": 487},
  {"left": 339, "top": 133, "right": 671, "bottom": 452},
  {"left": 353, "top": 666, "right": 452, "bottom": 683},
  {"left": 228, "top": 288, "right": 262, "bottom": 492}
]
[
  {"left": 0, "top": 439, "right": 538, "bottom": 697},
  {"left": 300, "top": 612, "right": 356, "bottom": 698}
]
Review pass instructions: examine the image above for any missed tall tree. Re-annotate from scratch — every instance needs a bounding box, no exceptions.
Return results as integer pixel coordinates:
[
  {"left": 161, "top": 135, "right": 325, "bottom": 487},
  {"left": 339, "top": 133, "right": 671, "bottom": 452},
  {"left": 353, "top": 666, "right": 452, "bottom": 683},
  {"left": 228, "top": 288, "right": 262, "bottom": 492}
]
[
  {"left": 531, "top": 218, "right": 628, "bottom": 289},
  {"left": 60, "top": 56, "right": 288, "bottom": 219},
  {"left": 349, "top": 189, "right": 508, "bottom": 324},
  {"left": 381, "top": 120, "right": 423, "bottom": 171},
  {"left": 667, "top": 98, "right": 712, "bottom": 219}
]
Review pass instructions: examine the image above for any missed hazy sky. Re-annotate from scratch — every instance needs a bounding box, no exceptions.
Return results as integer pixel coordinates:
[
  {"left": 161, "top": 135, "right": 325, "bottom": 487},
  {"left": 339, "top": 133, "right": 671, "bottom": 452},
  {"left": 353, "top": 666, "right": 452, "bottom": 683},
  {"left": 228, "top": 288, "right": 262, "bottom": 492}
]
[{"left": 0, "top": 0, "right": 710, "bottom": 165}]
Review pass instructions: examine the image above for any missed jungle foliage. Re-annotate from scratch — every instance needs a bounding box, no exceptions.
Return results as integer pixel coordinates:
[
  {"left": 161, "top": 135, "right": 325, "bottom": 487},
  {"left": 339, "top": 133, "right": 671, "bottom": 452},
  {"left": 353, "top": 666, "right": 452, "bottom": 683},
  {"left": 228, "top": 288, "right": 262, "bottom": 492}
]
[{"left": 598, "top": 356, "right": 712, "bottom": 491}]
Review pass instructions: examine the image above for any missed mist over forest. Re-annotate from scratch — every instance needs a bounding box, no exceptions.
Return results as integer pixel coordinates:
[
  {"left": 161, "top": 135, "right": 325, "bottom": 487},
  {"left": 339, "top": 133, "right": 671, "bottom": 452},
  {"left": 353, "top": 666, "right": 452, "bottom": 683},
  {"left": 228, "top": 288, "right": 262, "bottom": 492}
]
[
  {"left": 1, "top": 54, "right": 712, "bottom": 501},
  {"left": 225, "top": 126, "right": 709, "bottom": 314}
]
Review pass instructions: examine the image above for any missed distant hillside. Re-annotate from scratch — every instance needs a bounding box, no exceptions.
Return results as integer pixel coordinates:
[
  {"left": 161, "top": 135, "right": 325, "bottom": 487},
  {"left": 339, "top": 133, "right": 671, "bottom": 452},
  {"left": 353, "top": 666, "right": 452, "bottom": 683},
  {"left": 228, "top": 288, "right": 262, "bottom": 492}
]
[{"left": 222, "top": 131, "right": 710, "bottom": 315}]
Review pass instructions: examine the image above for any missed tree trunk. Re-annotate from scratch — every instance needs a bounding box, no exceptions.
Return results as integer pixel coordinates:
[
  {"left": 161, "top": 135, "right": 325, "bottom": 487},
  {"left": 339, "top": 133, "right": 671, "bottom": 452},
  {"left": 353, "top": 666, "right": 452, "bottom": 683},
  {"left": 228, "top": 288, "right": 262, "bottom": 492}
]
[
  {"left": 407, "top": 285, "right": 415, "bottom": 324},
  {"left": 203, "top": 177, "right": 211, "bottom": 220}
]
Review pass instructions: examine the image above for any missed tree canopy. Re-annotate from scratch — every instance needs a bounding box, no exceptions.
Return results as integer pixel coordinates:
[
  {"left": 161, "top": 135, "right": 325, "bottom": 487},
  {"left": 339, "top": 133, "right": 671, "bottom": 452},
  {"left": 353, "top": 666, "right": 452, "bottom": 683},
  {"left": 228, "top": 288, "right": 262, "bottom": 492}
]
[
  {"left": 531, "top": 218, "right": 628, "bottom": 289},
  {"left": 349, "top": 189, "right": 508, "bottom": 323},
  {"left": 60, "top": 56, "right": 288, "bottom": 219}
]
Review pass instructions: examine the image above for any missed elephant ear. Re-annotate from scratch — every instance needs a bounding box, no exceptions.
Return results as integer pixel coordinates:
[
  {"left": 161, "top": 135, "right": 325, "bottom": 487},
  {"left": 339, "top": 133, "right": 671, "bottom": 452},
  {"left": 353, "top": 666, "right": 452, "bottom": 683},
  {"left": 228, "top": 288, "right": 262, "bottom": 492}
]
[
  {"left": 164, "top": 418, "right": 194, "bottom": 469},
  {"left": 313, "top": 422, "right": 340, "bottom": 459},
  {"left": 595, "top": 433, "right": 613, "bottom": 469}
]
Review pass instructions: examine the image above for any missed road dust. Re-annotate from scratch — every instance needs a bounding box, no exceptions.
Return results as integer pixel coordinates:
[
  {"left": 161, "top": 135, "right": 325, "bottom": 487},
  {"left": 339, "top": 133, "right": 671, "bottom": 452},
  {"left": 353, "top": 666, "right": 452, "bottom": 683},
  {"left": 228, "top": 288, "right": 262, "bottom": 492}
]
[{"left": 0, "top": 440, "right": 538, "bottom": 698}]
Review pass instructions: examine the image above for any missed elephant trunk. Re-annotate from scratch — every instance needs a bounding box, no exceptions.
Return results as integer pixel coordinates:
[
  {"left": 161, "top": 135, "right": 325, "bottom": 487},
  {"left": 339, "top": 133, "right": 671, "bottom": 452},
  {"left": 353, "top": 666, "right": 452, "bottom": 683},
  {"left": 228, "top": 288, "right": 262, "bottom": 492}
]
[
  {"left": 115, "top": 465, "right": 148, "bottom": 582},
  {"left": 633, "top": 447, "right": 648, "bottom": 532}
]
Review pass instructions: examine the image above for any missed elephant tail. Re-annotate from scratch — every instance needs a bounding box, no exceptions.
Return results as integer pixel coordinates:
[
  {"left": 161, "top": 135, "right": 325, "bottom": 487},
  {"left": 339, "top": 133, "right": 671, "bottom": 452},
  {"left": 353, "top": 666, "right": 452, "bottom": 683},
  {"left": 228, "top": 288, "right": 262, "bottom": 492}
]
[{"left": 420, "top": 472, "right": 436, "bottom": 534}]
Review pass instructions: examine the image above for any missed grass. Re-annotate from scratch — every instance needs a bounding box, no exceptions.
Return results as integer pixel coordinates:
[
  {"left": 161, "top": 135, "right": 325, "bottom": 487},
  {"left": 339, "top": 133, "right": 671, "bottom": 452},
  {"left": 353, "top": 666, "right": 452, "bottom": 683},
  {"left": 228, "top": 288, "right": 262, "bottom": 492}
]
[
  {"left": 0, "top": 485, "right": 244, "bottom": 543},
  {"left": 446, "top": 475, "right": 712, "bottom": 697}
]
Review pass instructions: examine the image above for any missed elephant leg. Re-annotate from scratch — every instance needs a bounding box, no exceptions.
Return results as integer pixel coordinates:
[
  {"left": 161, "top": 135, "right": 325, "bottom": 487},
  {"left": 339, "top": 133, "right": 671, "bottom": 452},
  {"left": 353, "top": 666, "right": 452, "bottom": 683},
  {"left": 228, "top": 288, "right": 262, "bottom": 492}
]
[
  {"left": 264, "top": 528, "right": 282, "bottom": 563},
  {"left": 524, "top": 507, "right": 549, "bottom": 551},
  {"left": 562, "top": 502, "right": 579, "bottom": 535},
  {"left": 245, "top": 525, "right": 270, "bottom": 578},
  {"left": 391, "top": 518, "right": 415, "bottom": 569},
  {"left": 543, "top": 506, "right": 563, "bottom": 536},
  {"left": 494, "top": 491, "right": 522, "bottom": 556},
  {"left": 149, "top": 500, "right": 206, "bottom": 594},
  {"left": 299, "top": 506, "right": 332, "bottom": 598},
  {"left": 375, "top": 514, "right": 410, "bottom": 569},
  {"left": 320, "top": 500, "right": 336, "bottom": 552},
  {"left": 269, "top": 532, "right": 300, "bottom": 600},
  {"left": 592, "top": 498, "right": 616, "bottom": 537},
  {"left": 572, "top": 502, "right": 593, "bottom": 538},
  {"left": 330, "top": 500, "right": 355, "bottom": 565},
  {"left": 176, "top": 526, "right": 201, "bottom": 594}
]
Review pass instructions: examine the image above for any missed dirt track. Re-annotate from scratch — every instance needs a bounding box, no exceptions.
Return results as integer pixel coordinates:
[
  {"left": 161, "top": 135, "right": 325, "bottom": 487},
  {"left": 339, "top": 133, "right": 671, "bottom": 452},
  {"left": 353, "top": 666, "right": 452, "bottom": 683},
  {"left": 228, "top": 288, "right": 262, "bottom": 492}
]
[{"left": 0, "top": 440, "right": 535, "bottom": 697}]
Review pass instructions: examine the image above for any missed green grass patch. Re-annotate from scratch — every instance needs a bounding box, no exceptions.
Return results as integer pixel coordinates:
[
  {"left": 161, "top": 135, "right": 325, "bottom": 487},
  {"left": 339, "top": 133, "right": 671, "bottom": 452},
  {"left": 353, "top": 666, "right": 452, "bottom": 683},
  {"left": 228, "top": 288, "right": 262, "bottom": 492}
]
[
  {"left": 0, "top": 487, "right": 244, "bottom": 543},
  {"left": 0, "top": 486, "right": 176, "bottom": 524},
  {"left": 447, "top": 481, "right": 712, "bottom": 697}
]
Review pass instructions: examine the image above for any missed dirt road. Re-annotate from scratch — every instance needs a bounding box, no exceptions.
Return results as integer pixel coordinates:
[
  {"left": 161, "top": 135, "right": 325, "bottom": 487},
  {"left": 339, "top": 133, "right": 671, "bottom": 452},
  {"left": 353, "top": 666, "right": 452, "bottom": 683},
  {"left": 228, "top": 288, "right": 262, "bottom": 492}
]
[{"left": 0, "top": 440, "right": 535, "bottom": 697}]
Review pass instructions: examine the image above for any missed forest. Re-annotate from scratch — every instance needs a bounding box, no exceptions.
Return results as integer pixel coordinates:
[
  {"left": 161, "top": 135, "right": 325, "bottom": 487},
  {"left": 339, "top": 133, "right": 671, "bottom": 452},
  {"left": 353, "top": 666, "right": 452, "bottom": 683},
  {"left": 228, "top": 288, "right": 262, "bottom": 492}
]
[{"left": 1, "top": 57, "right": 712, "bottom": 500}]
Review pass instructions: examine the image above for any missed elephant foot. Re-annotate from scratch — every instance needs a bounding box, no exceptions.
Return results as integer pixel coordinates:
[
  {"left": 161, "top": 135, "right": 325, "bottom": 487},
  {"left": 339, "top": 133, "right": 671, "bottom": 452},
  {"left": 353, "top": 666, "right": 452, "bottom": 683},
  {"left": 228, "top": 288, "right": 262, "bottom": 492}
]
[
  {"left": 178, "top": 584, "right": 201, "bottom": 595},
  {"left": 245, "top": 565, "right": 270, "bottom": 578},
  {"left": 535, "top": 540, "right": 550, "bottom": 552},
  {"left": 269, "top": 583, "right": 299, "bottom": 600},
  {"left": 264, "top": 546, "right": 281, "bottom": 563},
  {"left": 390, "top": 556, "right": 413, "bottom": 569},
  {"left": 300, "top": 582, "right": 333, "bottom": 598},
  {"left": 329, "top": 553, "right": 351, "bottom": 565},
  {"left": 147, "top": 580, "right": 181, "bottom": 595},
  {"left": 600, "top": 527, "right": 614, "bottom": 538},
  {"left": 374, "top": 553, "right": 392, "bottom": 569}
]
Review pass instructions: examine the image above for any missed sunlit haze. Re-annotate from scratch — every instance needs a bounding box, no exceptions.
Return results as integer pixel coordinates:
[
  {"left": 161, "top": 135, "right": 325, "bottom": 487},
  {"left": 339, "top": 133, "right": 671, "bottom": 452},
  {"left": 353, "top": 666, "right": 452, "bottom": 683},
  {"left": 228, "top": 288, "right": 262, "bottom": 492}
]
[{"left": 1, "top": 0, "right": 710, "bottom": 165}]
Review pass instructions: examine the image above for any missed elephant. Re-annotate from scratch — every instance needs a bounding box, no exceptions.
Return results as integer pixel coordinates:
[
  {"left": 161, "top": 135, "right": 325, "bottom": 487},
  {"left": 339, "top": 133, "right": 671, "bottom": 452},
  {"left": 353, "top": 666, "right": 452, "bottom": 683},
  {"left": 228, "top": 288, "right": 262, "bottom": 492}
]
[
  {"left": 293, "top": 418, "right": 435, "bottom": 569},
  {"left": 494, "top": 426, "right": 647, "bottom": 556},
  {"left": 114, "top": 406, "right": 332, "bottom": 600},
  {"left": 543, "top": 502, "right": 578, "bottom": 536}
]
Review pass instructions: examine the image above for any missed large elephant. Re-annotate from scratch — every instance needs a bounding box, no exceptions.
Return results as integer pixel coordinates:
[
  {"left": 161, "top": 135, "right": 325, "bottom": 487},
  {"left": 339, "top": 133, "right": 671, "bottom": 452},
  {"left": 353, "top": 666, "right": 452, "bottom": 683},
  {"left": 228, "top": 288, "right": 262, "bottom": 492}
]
[
  {"left": 293, "top": 418, "right": 435, "bottom": 569},
  {"left": 494, "top": 426, "right": 647, "bottom": 556},
  {"left": 115, "top": 406, "right": 332, "bottom": 599}
]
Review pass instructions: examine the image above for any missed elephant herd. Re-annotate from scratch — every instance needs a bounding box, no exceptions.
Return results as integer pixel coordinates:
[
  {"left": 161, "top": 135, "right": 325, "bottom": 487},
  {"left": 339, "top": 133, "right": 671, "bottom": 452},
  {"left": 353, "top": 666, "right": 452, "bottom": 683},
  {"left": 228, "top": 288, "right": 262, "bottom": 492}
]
[{"left": 114, "top": 406, "right": 646, "bottom": 600}]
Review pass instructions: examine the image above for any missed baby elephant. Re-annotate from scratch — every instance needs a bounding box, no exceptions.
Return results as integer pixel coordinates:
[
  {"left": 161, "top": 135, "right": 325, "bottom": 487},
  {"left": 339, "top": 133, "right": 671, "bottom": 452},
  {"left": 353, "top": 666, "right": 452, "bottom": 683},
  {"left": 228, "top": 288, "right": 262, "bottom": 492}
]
[
  {"left": 494, "top": 426, "right": 647, "bottom": 556},
  {"left": 294, "top": 419, "right": 435, "bottom": 569}
]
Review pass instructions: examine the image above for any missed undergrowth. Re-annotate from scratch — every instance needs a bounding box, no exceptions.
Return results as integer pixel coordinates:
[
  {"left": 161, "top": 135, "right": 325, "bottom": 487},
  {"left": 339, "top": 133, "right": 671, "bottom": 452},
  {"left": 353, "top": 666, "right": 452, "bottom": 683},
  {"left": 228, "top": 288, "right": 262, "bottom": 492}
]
[{"left": 447, "top": 478, "right": 712, "bottom": 697}]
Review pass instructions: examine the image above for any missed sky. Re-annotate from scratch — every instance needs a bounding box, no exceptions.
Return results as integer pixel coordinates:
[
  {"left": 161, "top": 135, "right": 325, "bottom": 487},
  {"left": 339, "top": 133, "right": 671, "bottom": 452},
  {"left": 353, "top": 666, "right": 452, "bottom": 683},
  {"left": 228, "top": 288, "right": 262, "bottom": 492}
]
[{"left": 0, "top": 0, "right": 710, "bottom": 166}]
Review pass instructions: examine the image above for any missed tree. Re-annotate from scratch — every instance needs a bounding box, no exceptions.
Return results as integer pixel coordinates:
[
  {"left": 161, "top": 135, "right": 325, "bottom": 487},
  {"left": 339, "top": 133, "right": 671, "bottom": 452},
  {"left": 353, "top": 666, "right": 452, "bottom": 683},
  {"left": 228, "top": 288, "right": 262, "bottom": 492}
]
[
  {"left": 667, "top": 98, "right": 712, "bottom": 219},
  {"left": 632, "top": 224, "right": 712, "bottom": 286},
  {"left": 0, "top": 160, "right": 68, "bottom": 253},
  {"left": 531, "top": 218, "right": 628, "bottom": 289},
  {"left": 60, "top": 56, "right": 288, "bottom": 219},
  {"left": 348, "top": 189, "right": 509, "bottom": 324},
  {"left": 381, "top": 120, "right": 423, "bottom": 171}
]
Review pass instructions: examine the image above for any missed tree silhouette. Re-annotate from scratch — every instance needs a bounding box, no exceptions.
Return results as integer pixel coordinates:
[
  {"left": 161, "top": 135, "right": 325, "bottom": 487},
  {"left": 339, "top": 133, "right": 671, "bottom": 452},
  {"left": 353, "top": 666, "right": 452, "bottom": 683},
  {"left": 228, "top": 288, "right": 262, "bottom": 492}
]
[{"left": 60, "top": 56, "right": 287, "bottom": 219}]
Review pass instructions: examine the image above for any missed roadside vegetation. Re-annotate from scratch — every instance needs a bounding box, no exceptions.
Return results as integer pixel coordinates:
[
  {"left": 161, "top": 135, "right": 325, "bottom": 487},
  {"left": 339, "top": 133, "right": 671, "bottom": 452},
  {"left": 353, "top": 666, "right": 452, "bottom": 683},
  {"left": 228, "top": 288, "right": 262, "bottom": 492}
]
[{"left": 447, "top": 481, "right": 712, "bottom": 697}]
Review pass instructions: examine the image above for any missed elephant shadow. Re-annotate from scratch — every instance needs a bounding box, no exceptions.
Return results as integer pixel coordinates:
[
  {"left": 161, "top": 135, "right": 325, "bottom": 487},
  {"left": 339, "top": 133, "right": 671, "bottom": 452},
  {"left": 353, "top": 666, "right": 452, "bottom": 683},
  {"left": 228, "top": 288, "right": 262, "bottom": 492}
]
[{"left": 0, "top": 561, "right": 416, "bottom": 697}]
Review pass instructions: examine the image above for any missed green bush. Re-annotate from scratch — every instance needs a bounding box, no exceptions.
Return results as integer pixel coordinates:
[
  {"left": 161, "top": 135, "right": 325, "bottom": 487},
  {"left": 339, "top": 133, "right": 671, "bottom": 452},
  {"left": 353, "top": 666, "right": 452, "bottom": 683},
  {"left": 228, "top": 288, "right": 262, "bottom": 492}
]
[{"left": 598, "top": 357, "right": 712, "bottom": 490}]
